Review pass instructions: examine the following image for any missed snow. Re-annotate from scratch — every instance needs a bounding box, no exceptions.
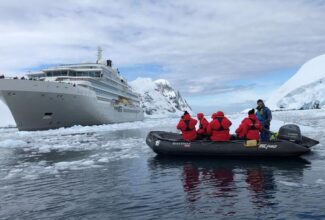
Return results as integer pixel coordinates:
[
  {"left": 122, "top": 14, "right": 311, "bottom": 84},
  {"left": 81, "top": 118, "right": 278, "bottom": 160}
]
[
  {"left": 129, "top": 77, "right": 156, "bottom": 94},
  {"left": 154, "top": 79, "right": 171, "bottom": 87},
  {"left": 267, "top": 54, "right": 325, "bottom": 110},
  {"left": 129, "top": 77, "right": 193, "bottom": 117},
  {"left": 0, "top": 139, "right": 28, "bottom": 148},
  {"left": 241, "top": 108, "right": 254, "bottom": 114},
  {"left": 0, "top": 118, "right": 179, "bottom": 140}
]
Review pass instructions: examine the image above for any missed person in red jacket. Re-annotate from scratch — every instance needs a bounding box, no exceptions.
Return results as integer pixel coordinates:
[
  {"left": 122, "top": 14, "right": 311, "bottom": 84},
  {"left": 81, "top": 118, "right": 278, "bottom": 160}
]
[
  {"left": 177, "top": 111, "right": 198, "bottom": 141},
  {"left": 235, "top": 109, "right": 261, "bottom": 140},
  {"left": 207, "top": 111, "right": 232, "bottom": 141},
  {"left": 197, "top": 113, "right": 209, "bottom": 139}
]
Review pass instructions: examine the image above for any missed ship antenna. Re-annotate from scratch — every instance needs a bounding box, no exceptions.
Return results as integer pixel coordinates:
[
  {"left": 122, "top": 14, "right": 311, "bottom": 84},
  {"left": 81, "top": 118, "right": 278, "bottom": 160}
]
[{"left": 97, "top": 46, "right": 103, "bottom": 64}]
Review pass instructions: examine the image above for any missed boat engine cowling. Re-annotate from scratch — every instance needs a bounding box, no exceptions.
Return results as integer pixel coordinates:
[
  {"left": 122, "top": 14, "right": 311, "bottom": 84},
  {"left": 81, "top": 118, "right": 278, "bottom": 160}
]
[{"left": 278, "top": 124, "right": 302, "bottom": 144}]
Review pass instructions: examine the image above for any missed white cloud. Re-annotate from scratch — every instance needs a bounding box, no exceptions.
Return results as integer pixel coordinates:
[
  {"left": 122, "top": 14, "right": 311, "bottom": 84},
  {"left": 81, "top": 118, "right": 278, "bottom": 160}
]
[{"left": 0, "top": 0, "right": 325, "bottom": 116}]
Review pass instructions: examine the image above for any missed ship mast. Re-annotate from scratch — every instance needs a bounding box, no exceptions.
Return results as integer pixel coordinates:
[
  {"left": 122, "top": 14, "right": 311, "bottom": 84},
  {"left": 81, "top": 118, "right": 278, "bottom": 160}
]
[{"left": 96, "top": 46, "right": 103, "bottom": 64}]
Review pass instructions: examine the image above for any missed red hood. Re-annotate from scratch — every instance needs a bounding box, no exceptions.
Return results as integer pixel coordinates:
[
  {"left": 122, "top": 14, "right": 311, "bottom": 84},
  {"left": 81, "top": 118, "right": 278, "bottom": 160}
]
[
  {"left": 249, "top": 114, "right": 257, "bottom": 120},
  {"left": 183, "top": 114, "right": 191, "bottom": 120},
  {"left": 212, "top": 111, "right": 224, "bottom": 119},
  {"left": 197, "top": 113, "right": 204, "bottom": 120}
]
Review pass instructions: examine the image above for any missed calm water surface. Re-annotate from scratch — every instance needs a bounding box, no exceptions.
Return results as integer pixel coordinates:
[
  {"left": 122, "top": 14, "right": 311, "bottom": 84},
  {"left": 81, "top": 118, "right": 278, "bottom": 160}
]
[{"left": 0, "top": 113, "right": 325, "bottom": 219}]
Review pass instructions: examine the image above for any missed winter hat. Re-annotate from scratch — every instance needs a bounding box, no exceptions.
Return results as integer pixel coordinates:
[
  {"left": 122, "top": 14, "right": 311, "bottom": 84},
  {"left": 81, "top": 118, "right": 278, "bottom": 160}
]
[
  {"left": 257, "top": 99, "right": 264, "bottom": 104},
  {"left": 248, "top": 108, "right": 255, "bottom": 115},
  {"left": 183, "top": 111, "right": 189, "bottom": 116}
]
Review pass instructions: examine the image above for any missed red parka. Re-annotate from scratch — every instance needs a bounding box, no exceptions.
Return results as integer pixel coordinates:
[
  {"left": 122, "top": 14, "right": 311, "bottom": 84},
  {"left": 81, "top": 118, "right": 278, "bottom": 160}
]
[
  {"left": 177, "top": 114, "right": 198, "bottom": 141},
  {"left": 235, "top": 114, "right": 261, "bottom": 140},
  {"left": 207, "top": 111, "right": 232, "bottom": 141},
  {"left": 197, "top": 113, "right": 209, "bottom": 135}
]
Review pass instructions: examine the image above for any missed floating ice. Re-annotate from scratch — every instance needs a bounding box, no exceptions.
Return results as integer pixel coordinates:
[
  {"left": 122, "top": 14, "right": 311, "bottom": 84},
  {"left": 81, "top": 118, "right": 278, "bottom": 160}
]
[
  {"left": 0, "top": 110, "right": 321, "bottom": 180},
  {"left": 316, "top": 179, "right": 325, "bottom": 185},
  {"left": 278, "top": 180, "right": 307, "bottom": 187},
  {"left": 0, "top": 139, "right": 28, "bottom": 148}
]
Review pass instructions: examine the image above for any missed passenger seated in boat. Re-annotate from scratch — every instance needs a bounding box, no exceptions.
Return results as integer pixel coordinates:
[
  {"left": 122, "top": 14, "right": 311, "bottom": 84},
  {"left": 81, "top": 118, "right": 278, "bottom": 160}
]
[
  {"left": 176, "top": 111, "right": 198, "bottom": 141},
  {"left": 236, "top": 109, "right": 261, "bottom": 140},
  {"left": 207, "top": 111, "right": 232, "bottom": 141},
  {"left": 196, "top": 113, "right": 209, "bottom": 139}
]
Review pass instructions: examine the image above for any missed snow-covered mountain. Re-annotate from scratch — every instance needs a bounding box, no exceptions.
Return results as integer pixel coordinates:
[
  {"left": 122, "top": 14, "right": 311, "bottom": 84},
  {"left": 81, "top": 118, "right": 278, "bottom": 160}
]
[
  {"left": 129, "top": 78, "right": 193, "bottom": 118},
  {"left": 267, "top": 54, "right": 325, "bottom": 110}
]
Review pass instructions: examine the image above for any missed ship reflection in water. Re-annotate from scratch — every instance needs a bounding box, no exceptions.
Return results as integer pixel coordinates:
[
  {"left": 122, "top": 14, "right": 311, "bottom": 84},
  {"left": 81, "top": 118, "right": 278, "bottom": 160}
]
[{"left": 149, "top": 156, "right": 308, "bottom": 216}]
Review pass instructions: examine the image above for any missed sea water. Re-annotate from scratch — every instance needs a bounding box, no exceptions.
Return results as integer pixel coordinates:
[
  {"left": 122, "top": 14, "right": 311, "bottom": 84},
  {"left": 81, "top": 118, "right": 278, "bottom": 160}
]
[{"left": 0, "top": 111, "right": 325, "bottom": 219}]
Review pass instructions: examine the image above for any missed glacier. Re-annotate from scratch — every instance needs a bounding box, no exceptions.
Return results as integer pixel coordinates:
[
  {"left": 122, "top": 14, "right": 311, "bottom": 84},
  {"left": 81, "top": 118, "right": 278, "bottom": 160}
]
[{"left": 267, "top": 54, "right": 325, "bottom": 110}]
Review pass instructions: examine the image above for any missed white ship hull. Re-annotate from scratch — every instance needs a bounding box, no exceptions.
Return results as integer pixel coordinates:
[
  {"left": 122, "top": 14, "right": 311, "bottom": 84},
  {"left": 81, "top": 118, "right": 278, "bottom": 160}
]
[{"left": 0, "top": 79, "right": 144, "bottom": 131}]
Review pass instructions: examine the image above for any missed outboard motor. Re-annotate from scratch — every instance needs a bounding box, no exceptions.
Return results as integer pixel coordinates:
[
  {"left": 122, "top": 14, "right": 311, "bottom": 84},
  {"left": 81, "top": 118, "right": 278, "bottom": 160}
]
[{"left": 278, "top": 124, "right": 302, "bottom": 144}]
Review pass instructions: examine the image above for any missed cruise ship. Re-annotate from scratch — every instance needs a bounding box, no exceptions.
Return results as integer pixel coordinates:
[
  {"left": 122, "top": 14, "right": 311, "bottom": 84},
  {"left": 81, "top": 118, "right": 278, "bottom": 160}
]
[{"left": 0, "top": 49, "right": 144, "bottom": 131}]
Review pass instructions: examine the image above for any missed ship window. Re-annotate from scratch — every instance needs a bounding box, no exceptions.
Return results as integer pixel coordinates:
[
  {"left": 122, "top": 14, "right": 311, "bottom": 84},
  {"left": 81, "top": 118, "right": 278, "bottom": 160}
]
[
  {"left": 77, "top": 72, "right": 88, "bottom": 76},
  {"left": 89, "top": 72, "right": 96, "bottom": 77},
  {"left": 43, "top": 112, "right": 53, "bottom": 120},
  {"left": 95, "top": 72, "right": 101, "bottom": 77}
]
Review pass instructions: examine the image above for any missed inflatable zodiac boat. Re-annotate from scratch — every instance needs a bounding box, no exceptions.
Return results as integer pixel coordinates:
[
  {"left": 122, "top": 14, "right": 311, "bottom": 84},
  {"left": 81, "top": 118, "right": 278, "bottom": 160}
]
[{"left": 146, "top": 124, "right": 319, "bottom": 157}]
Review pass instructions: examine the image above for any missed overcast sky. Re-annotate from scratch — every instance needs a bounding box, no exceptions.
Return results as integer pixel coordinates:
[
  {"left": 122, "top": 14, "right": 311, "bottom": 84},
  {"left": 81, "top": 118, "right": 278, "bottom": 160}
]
[{"left": 1, "top": 0, "right": 325, "bottom": 119}]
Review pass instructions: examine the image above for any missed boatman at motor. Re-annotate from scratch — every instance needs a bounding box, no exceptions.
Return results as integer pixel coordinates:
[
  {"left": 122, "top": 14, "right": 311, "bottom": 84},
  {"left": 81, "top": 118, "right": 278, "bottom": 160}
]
[
  {"left": 196, "top": 113, "right": 209, "bottom": 139},
  {"left": 256, "top": 99, "right": 272, "bottom": 141},
  {"left": 177, "top": 111, "right": 198, "bottom": 141},
  {"left": 207, "top": 111, "right": 232, "bottom": 141},
  {"left": 236, "top": 108, "right": 261, "bottom": 140}
]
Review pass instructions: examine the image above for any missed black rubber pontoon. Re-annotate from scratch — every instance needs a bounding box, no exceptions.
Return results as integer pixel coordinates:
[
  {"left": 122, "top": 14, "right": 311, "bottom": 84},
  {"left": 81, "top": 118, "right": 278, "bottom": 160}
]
[{"left": 146, "top": 129, "right": 319, "bottom": 158}]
